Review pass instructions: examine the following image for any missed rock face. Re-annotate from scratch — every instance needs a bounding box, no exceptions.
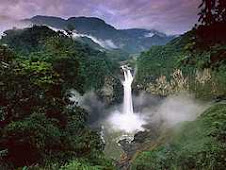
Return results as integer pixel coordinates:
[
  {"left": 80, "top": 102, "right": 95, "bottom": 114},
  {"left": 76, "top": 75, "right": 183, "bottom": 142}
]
[
  {"left": 119, "top": 130, "right": 159, "bottom": 155},
  {"left": 97, "top": 76, "right": 123, "bottom": 105},
  {"left": 100, "top": 77, "right": 114, "bottom": 104}
]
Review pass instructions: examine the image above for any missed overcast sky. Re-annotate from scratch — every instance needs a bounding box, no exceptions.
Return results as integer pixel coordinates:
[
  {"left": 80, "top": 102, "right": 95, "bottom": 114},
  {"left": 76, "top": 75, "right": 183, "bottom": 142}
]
[{"left": 0, "top": 0, "right": 201, "bottom": 35}]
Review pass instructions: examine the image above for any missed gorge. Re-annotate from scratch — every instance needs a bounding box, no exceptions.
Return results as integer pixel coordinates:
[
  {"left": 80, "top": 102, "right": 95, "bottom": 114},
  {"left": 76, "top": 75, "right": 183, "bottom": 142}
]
[{"left": 1, "top": 1, "right": 226, "bottom": 168}]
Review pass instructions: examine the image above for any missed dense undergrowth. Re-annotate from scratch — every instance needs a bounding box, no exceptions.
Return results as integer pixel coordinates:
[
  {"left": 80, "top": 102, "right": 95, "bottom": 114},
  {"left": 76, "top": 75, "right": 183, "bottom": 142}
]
[
  {"left": 132, "top": 1, "right": 226, "bottom": 169},
  {"left": 131, "top": 104, "right": 226, "bottom": 170},
  {"left": 0, "top": 26, "right": 117, "bottom": 169},
  {"left": 135, "top": 31, "right": 226, "bottom": 100},
  {"left": 1, "top": 1, "right": 226, "bottom": 169}
]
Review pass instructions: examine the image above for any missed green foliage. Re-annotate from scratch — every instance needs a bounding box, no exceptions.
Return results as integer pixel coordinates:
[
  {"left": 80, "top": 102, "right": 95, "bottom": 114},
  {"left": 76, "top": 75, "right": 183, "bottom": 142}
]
[
  {"left": 60, "top": 161, "right": 101, "bottom": 170},
  {"left": 186, "top": 65, "right": 226, "bottom": 100},
  {"left": 0, "top": 25, "right": 117, "bottom": 168},
  {"left": 0, "top": 51, "right": 104, "bottom": 166},
  {"left": 135, "top": 28, "right": 226, "bottom": 100},
  {"left": 131, "top": 104, "right": 226, "bottom": 170},
  {"left": 1, "top": 26, "right": 119, "bottom": 93},
  {"left": 26, "top": 16, "right": 175, "bottom": 54},
  {"left": 135, "top": 31, "right": 195, "bottom": 87},
  {"left": 0, "top": 44, "right": 16, "bottom": 62},
  {"left": 60, "top": 159, "right": 115, "bottom": 170},
  {"left": 136, "top": 45, "right": 185, "bottom": 87},
  {"left": 2, "top": 113, "right": 61, "bottom": 166},
  {"left": 1, "top": 26, "right": 58, "bottom": 55},
  {"left": 59, "top": 153, "right": 115, "bottom": 170},
  {"left": 212, "top": 65, "right": 226, "bottom": 96}
]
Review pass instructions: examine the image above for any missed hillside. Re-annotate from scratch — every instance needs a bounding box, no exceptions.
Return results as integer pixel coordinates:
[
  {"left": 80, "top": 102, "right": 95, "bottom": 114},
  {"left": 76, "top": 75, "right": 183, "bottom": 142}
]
[
  {"left": 127, "top": 3, "right": 226, "bottom": 168},
  {"left": 0, "top": 25, "right": 122, "bottom": 169},
  {"left": 135, "top": 29, "right": 226, "bottom": 100},
  {"left": 131, "top": 104, "right": 226, "bottom": 170},
  {"left": 1, "top": 1, "right": 226, "bottom": 169},
  {"left": 23, "top": 15, "right": 175, "bottom": 54},
  {"left": 1, "top": 25, "right": 122, "bottom": 93}
]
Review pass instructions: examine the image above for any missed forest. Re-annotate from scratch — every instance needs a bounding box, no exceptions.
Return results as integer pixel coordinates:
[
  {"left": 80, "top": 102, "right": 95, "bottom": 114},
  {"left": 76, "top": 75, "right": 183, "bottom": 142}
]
[{"left": 0, "top": 0, "right": 226, "bottom": 169}]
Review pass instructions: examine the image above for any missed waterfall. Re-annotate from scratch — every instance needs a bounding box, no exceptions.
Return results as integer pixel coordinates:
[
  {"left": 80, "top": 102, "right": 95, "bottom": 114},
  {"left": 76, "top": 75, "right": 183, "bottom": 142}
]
[
  {"left": 107, "top": 65, "right": 145, "bottom": 133},
  {"left": 122, "top": 66, "right": 134, "bottom": 115}
]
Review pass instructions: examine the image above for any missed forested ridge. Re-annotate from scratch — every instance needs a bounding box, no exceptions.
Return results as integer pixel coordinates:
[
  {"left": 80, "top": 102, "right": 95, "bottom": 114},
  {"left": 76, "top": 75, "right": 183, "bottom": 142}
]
[
  {"left": 0, "top": 0, "right": 226, "bottom": 169},
  {"left": 135, "top": 0, "right": 226, "bottom": 100},
  {"left": 131, "top": 0, "right": 226, "bottom": 169},
  {"left": 0, "top": 26, "right": 117, "bottom": 169}
]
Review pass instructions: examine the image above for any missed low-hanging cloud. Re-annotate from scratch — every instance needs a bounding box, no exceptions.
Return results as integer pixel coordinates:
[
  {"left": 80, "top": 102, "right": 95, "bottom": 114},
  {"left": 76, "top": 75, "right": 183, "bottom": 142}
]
[
  {"left": 132, "top": 93, "right": 209, "bottom": 128},
  {"left": 73, "top": 33, "right": 118, "bottom": 49},
  {"left": 0, "top": 18, "right": 31, "bottom": 38},
  {"left": 48, "top": 26, "right": 118, "bottom": 49},
  {"left": 150, "top": 94, "right": 209, "bottom": 127},
  {"left": 0, "top": 0, "right": 201, "bottom": 34}
]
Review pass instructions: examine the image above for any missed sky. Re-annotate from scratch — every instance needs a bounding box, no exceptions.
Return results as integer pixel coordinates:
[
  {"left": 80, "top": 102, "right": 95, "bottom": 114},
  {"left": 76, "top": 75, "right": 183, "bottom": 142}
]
[{"left": 0, "top": 0, "right": 201, "bottom": 35}]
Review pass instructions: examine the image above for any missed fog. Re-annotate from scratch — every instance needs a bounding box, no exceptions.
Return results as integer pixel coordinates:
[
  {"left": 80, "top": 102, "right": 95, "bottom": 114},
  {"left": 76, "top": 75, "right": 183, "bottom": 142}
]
[
  {"left": 70, "top": 90, "right": 209, "bottom": 132},
  {"left": 0, "top": 19, "right": 31, "bottom": 38},
  {"left": 72, "top": 33, "right": 118, "bottom": 49},
  {"left": 139, "top": 93, "right": 209, "bottom": 128}
]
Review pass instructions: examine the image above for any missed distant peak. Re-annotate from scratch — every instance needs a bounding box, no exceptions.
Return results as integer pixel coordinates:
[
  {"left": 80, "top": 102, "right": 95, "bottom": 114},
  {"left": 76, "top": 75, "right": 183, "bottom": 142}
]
[
  {"left": 31, "top": 15, "right": 64, "bottom": 20},
  {"left": 67, "top": 16, "right": 106, "bottom": 23}
]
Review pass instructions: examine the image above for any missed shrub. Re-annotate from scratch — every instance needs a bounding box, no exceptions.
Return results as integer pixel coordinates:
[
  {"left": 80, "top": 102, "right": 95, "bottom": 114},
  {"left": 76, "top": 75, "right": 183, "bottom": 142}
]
[{"left": 131, "top": 104, "right": 226, "bottom": 170}]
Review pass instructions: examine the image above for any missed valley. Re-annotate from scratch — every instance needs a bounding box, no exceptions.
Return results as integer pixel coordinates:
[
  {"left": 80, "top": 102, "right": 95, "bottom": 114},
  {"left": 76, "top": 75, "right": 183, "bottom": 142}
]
[{"left": 0, "top": 1, "right": 226, "bottom": 169}]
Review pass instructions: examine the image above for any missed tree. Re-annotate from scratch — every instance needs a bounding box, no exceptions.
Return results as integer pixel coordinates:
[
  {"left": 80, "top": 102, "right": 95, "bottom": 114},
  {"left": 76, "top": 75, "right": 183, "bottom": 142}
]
[
  {"left": 65, "top": 24, "right": 75, "bottom": 37},
  {"left": 216, "top": 0, "right": 226, "bottom": 23},
  {"left": 0, "top": 43, "right": 105, "bottom": 168},
  {"left": 196, "top": 0, "right": 226, "bottom": 46},
  {"left": 198, "top": 0, "right": 216, "bottom": 26},
  {"left": 198, "top": 0, "right": 226, "bottom": 25}
]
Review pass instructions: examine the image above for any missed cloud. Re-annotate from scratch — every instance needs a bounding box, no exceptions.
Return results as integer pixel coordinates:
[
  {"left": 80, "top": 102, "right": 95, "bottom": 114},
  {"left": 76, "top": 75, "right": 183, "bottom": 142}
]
[
  {"left": 0, "top": 0, "right": 202, "bottom": 34},
  {"left": 0, "top": 16, "right": 30, "bottom": 39},
  {"left": 72, "top": 32, "right": 118, "bottom": 49},
  {"left": 155, "top": 94, "right": 208, "bottom": 127},
  {"left": 145, "top": 33, "right": 155, "bottom": 38}
]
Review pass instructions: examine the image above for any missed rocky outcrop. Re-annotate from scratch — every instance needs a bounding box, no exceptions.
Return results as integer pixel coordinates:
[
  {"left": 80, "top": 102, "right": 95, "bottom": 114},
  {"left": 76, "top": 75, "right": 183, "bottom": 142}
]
[{"left": 117, "top": 125, "right": 160, "bottom": 170}]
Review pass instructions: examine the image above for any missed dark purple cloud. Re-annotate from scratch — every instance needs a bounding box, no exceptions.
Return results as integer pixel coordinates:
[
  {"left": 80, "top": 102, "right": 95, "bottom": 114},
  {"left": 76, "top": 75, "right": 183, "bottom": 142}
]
[{"left": 0, "top": 0, "right": 201, "bottom": 34}]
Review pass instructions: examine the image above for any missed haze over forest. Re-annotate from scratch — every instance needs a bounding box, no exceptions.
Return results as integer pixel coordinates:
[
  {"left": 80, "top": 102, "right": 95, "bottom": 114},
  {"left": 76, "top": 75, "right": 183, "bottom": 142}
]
[{"left": 0, "top": 0, "right": 225, "bottom": 170}]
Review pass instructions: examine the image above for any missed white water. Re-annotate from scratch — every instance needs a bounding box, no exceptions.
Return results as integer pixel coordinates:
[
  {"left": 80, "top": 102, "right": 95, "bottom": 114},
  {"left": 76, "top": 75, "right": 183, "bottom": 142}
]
[
  {"left": 107, "top": 66, "right": 145, "bottom": 133},
  {"left": 122, "top": 66, "right": 134, "bottom": 115}
]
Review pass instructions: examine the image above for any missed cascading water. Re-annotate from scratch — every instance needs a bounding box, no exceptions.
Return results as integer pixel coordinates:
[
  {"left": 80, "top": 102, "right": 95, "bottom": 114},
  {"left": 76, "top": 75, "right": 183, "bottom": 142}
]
[
  {"left": 122, "top": 66, "right": 134, "bottom": 115},
  {"left": 107, "top": 65, "right": 145, "bottom": 133}
]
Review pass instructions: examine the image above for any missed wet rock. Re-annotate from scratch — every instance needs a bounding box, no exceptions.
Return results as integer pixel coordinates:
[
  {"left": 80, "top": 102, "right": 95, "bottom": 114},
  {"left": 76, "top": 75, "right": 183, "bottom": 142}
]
[{"left": 132, "top": 131, "right": 150, "bottom": 143}]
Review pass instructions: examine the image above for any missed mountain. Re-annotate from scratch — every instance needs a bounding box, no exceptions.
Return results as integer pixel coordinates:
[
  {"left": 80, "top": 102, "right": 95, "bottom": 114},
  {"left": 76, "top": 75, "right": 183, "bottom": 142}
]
[{"left": 23, "top": 15, "right": 176, "bottom": 54}]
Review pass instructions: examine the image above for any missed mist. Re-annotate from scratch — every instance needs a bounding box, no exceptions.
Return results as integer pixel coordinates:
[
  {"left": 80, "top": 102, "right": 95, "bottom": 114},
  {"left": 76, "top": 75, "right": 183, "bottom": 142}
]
[
  {"left": 0, "top": 19, "right": 31, "bottom": 38},
  {"left": 72, "top": 33, "right": 118, "bottom": 49},
  {"left": 69, "top": 89, "right": 209, "bottom": 132},
  {"left": 139, "top": 93, "right": 209, "bottom": 129}
]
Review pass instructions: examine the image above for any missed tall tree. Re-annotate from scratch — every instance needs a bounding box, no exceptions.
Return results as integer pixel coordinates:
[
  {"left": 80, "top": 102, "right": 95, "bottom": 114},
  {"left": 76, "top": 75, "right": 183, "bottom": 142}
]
[
  {"left": 198, "top": 0, "right": 216, "bottom": 26},
  {"left": 216, "top": 0, "right": 226, "bottom": 23}
]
